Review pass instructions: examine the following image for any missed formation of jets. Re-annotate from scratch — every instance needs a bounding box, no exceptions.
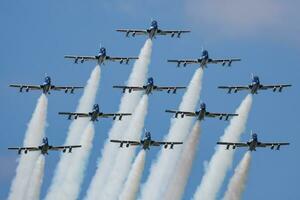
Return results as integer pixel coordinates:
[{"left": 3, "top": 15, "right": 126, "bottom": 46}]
[
  {"left": 8, "top": 21, "right": 292, "bottom": 199},
  {"left": 8, "top": 137, "right": 81, "bottom": 155},
  {"left": 110, "top": 130, "right": 183, "bottom": 150}
]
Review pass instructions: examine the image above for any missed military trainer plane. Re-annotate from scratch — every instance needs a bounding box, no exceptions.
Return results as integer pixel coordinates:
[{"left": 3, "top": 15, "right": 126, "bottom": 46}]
[
  {"left": 113, "top": 77, "right": 186, "bottom": 95},
  {"left": 218, "top": 75, "right": 292, "bottom": 94},
  {"left": 165, "top": 103, "right": 238, "bottom": 121},
  {"left": 9, "top": 76, "right": 83, "bottom": 94},
  {"left": 168, "top": 49, "right": 241, "bottom": 68},
  {"left": 58, "top": 104, "right": 132, "bottom": 121},
  {"left": 64, "top": 46, "right": 138, "bottom": 65},
  {"left": 116, "top": 20, "right": 190, "bottom": 39},
  {"left": 110, "top": 130, "right": 183, "bottom": 150},
  {"left": 217, "top": 132, "right": 290, "bottom": 151},
  {"left": 8, "top": 137, "right": 81, "bottom": 155}
]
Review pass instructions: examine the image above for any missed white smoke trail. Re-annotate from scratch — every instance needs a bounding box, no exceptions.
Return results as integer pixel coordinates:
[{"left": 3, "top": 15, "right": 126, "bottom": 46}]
[
  {"left": 193, "top": 94, "right": 253, "bottom": 200},
  {"left": 100, "top": 95, "right": 148, "bottom": 200},
  {"left": 85, "top": 39, "right": 152, "bottom": 200},
  {"left": 163, "top": 121, "right": 201, "bottom": 200},
  {"left": 119, "top": 150, "right": 146, "bottom": 200},
  {"left": 45, "top": 65, "right": 100, "bottom": 200},
  {"left": 140, "top": 68, "right": 204, "bottom": 200},
  {"left": 223, "top": 151, "right": 252, "bottom": 200},
  {"left": 8, "top": 94, "right": 48, "bottom": 200},
  {"left": 46, "top": 123, "right": 95, "bottom": 200},
  {"left": 25, "top": 155, "right": 45, "bottom": 200}
]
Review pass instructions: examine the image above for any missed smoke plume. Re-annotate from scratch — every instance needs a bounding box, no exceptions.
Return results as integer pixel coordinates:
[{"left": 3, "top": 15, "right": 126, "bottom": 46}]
[
  {"left": 85, "top": 39, "right": 152, "bottom": 200},
  {"left": 223, "top": 151, "right": 252, "bottom": 200},
  {"left": 193, "top": 94, "right": 253, "bottom": 200},
  {"left": 140, "top": 68, "right": 204, "bottom": 200},
  {"left": 119, "top": 150, "right": 146, "bottom": 200},
  {"left": 8, "top": 94, "right": 48, "bottom": 200}
]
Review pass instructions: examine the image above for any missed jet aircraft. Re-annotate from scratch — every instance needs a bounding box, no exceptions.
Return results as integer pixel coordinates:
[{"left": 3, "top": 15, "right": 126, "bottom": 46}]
[
  {"left": 165, "top": 103, "right": 238, "bottom": 121},
  {"left": 9, "top": 76, "right": 83, "bottom": 94},
  {"left": 168, "top": 49, "right": 241, "bottom": 68},
  {"left": 217, "top": 132, "right": 290, "bottom": 151},
  {"left": 64, "top": 46, "right": 138, "bottom": 65},
  {"left": 218, "top": 75, "right": 292, "bottom": 94},
  {"left": 8, "top": 137, "right": 81, "bottom": 155},
  {"left": 116, "top": 20, "right": 190, "bottom": 39},
  {"left": 110, "top": 130, "right": 183, "bottom": 150},
  {"left": 58, "top": 104, "right": 132, "bottom": 121},
  {"left": 113, "top": 77, "right": 186, "bottom": 95}
]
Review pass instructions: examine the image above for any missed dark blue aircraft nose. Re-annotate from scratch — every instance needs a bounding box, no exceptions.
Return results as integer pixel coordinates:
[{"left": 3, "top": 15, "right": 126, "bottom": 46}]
[
  {"left": 45, "top": 76, "right": 51, "bottom": 83},
  {"left": 148, "top": 77, "right": 154, "bottom": 84},
  {"left": 252, "top": 133, "right": 258, "bottom": 140},
  {"left": 93, "top": 104, "right": 99, "bottom": 110},
  {"left": 202, "top": 50, "right": 208, "bottom": 57},
  {"left": 100, "top": 47, "right": 106, "bottom": 54},
  {"left": 200, "top": 103, "right": 206, "bottom": 109},
  {"left": 42, "top": 137, "right": 48, "bottom": 144},
  {"left": 151, "top": 20, "right": 158, "bottom": 28}
]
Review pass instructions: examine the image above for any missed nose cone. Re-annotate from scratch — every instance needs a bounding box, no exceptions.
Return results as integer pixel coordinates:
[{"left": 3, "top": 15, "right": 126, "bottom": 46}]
[
  {"left": 202, "top": 50, "right": 208, "bottom": 57},
  {"left": 200, "top": 103, "right": 206, "bottom": 110},
  {"left": 100, "top": 47, "right": 106, "bottom": 54},
  {"left": 145, "top": 131, "right": 151, "bottom": 139},
  {"left": 253, "top": 76, "right": 260, "bottom": 83},
  {"left": 148, "top": 77, "right": 154, "bottom": 84},
  {"left": 93, "top": 104, "right": 99, "bottom": 110},
  {"left": 151, "top": 20, "right": 158, "bottom": 28},
  {"left": 252, "top": 133, "right": 258, "bottom": 140},
  {"left": 42, "top": 137, "right": 48, "bottom": 144},
  {"left": 45, "top": 76, "right": 51, "bottom": 83}
]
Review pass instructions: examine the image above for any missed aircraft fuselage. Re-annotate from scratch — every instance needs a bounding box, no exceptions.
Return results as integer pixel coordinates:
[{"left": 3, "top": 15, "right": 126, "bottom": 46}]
[
  {"left": 197, "top": 109, "right": 206, "bottom": 121},
  {"left": 142, "top": 138, "right": 151, "bottom": 150}
]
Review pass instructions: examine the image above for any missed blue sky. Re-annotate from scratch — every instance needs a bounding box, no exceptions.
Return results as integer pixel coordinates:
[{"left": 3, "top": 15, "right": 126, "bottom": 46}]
[{"left": 1, "top": 0, "right": 299, "bottom": 199}]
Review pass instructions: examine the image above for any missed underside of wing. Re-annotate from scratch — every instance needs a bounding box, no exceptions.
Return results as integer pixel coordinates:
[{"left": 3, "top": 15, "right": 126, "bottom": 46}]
[
  {"left": 116, "top": 29, "right": 148, "bottom": 36},
  {"left": 167, "top": 59, "right": 200, "bottom": 67}
]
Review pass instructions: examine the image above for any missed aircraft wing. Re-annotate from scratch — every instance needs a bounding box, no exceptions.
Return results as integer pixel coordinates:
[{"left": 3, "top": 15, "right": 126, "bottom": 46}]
[
  {"left": 217, "top": 142, "right": 248, "bottom": 148},
  {"left": 206, "top": 112, "right": 238, "bottom": 120},
  {"left": 110, "top": 139, "right": 141, "bottom": 147},
  {"left": 50, "top": 145, "right": 82, "bottom": 151},
  {"left": 167, "top": 59, "right": 200, "bottom": 67},
  {"left": 116, "top": 29, "right": 148, "bottom": 37},
  {"left": 218, "top": 85, "right": 250, "bottom": 93},
  {"left": 58, "top": 112, "right": 90, "bottom": 119},
  {"left": 165, "top": 109, "right": 197, "bottom": 117},
  {"left": 260, "top": 84, "right": 292, "bottom": 92},
  {"left": 8, "top": 147, "right": 40, "bottom": 153},
  {"left": 106, "top": 56, "right": 138, "bottom": 64},
  {"left": 51, "top": 86, "right": 83, "bottom": 92},
  {"left": 64, "top": 55, "right": 97, "bottom": 63},
  {"left": 100, "top": 113, "right": 132, "bottom": 120},
  {"left": 113, "top": 86, "right": 145, "bottom": 93},
  {"left": 154, "top": 86, "right": 186, "bottom": 93},
  {"left": 257, "top": 142, "right": 290, "bottom": 149},
  {"left": 153, "top": 141, "right": 183, "bottom": 148},
  {"left": 9, "top": 84, "right": 42, "bottom": 91},
  {"left": 209, "top": 58, "right": 241, "bottom": 66},
  {"left": 157, "top": 29, "right": 191, "bottom": 37}
]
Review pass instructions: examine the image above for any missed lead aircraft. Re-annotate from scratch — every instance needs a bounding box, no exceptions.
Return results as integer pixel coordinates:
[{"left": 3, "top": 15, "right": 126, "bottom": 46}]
[
  {"left": 110, "top": 130, "right": 183, "bottom": 150},
  {"left": 165, "top": 103, "right": 238, "bottom": 121},
  {"left": 8, "top": 137, "right": 81, "bottom": 155},
  {"left": 9, "top": 76, "right": 83, "bottom": 94},
  {"left": 116, "top": 20, "right": 190, "bottom": 39},
  {"left": 217, "top": 132, "right": 290, "bottom": 151},
  {"left": 218, "top": 75, "right": 292, "bottom": 94},
  {"left": 113, "top": 77, "right": 186, "bottom": 95},
  {"left": 168, "top": 49, "right": 241, "bottom": 68},
  {"left": 58, "top": 104, "right": 132, "bottom": 121},
  {"left": 64, "top": 46, "right": 138, "bottom": 65}
]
